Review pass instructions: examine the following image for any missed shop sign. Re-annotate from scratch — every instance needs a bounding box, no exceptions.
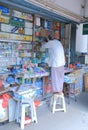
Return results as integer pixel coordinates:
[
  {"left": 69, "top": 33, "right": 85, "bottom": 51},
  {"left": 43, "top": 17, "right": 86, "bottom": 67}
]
[
  {"left": 83, "top": 24, "right": 88, "bottom": 35},
  {"left": 9, "top": 17, "right": 25, "bottom": 27},
  {"left": 0, "top": 5, "right": 10, "bottom": 15}
]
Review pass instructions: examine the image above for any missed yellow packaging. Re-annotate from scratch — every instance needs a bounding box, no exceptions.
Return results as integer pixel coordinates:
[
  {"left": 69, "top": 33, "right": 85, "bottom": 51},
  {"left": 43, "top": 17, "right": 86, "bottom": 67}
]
[{"left": 25, "top": 36, "right": 32, "bottom": 41}]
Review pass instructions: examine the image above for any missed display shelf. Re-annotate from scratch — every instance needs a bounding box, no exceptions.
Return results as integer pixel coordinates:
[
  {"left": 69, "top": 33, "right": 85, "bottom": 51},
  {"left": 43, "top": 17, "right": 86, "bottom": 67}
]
[
  {"left": 0, "top": 40, "right": 29, "bottom": 67},
  {"left": 0, "top": 39, "right": 21, "bottom": 43},
  {"left": 34, "top": 15, "right": 54, "bottom": 42},
  {"left": 0, "top": 38, "right": 34, "bottom": 70},
  {"left": 33, "top": 14, "right": 63, "bottom": 42},
  {"left": 0, "top": 4, "right": 66, "bottom": 101},
  {"left": 0, "top": 5, "right": 33, "bottom": 42},
  {"left": 0, "top": 30, "right": 33, "bottom": 36}
]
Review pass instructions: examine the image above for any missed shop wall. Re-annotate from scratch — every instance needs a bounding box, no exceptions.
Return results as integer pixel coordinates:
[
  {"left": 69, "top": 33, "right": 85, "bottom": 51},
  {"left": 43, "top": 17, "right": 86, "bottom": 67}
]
[
  {"left": 84, "top": 0, "right": 88, "bottom": 17},
  {"left": 76, "top": 23, "right": 88, "bottom": 53}
]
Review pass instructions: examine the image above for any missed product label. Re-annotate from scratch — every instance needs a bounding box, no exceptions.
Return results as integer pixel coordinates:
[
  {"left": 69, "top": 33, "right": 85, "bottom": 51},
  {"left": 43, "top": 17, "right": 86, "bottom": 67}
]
[
  {"left": 0, "top": 5, "right": 10, "bottom": 15},
  {"left": 9, "top": 17, "right": 25, "bottom": 27}
]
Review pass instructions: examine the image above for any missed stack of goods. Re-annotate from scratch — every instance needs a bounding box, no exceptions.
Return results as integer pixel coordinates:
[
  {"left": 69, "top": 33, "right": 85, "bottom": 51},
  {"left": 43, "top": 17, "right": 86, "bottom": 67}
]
[
  {"left": 64, "top": 69, "right": 83, "bottom": 98},
  {"left": 44, "top": 76, "right": 53, "bottom": 95}
]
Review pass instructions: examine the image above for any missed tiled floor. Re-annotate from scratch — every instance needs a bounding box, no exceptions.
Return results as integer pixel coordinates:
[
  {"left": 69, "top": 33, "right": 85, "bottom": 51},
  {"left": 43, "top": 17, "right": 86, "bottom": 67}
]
[{"left": 0, "top": 92, "right": 88, "bottom": 130}]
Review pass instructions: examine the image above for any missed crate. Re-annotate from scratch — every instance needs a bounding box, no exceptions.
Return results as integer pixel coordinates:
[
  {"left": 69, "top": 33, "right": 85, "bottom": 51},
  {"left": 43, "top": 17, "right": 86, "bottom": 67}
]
[
  {"left": 44, "top": 77, "right": 53, "bottom": 95},
  {"left": 64, "top": 69, "right": 83, "bottom": 103}
]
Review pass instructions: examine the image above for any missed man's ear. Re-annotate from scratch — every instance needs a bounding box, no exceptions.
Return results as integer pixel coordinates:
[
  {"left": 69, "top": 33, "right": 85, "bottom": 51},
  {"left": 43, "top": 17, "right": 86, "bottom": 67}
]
[{"left": 44, "top": 37, "right": 48, "bottom": 42}]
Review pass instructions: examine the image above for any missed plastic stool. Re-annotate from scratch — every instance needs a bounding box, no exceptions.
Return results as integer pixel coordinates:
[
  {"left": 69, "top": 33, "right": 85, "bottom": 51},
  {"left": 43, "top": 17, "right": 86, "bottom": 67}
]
[
  {"left": 15, "top": 98, "right": 37, "bottom": 129},
  {"left": 50, "top": 93, "right": 66, "bottom": 113},
  {"left": 20, "top": 100, "right": 37, "bottom": 129}
]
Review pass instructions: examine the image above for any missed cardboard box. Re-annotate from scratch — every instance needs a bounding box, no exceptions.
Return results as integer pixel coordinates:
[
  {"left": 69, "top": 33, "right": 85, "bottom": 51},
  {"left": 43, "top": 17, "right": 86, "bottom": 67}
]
[
  {"left": 84, "top": 73, "right": 88, "bottom": 91},
  {"left": 0, "top": 107, "right": 9, "bottom": 123}
]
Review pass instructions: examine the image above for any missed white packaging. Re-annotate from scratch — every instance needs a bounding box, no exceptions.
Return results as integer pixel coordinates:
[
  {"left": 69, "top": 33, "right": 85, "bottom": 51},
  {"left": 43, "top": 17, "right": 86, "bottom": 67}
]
[
  {"left": 25, "top": 22, "right": 33, "bottom": 28},
  {"left": 25, "top": 28, "right": 32, "bottom": 35},
  {"left": 1, "top": 24, "right": 11, "bottom": 32},
  {"left": 0, "top": 99, "right": 6, "bottom": 120}
]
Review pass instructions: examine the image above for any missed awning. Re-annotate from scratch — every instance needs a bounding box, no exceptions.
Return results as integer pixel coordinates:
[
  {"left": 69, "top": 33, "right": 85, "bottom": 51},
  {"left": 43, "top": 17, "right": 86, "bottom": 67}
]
[{"left": 0, "top": 0, "right": 84, "bottom": 24}]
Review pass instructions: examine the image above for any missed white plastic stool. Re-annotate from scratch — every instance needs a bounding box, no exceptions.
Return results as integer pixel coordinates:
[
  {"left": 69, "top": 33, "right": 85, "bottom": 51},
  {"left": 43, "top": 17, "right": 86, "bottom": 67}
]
[
  {"left": 20, "top": 99, "right": 37, "bottom": 129},
  {"left": 15, "top": 98, "right": 37, "bottom": 129},
  {"left": 50, "top": 93, "right": 66, "bottom": 113}
]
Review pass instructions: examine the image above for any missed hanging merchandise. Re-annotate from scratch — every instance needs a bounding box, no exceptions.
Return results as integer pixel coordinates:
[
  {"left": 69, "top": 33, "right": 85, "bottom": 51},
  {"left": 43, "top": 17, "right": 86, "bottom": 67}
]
[
  {"left": 53, "top": 21, "right": 60, "bottom": 30},
  {"left": 45, "top": 20, "right": 51, "bottom": 29},
  {"left": 40, "top": 18, "right": 45, "bottom": 28},
  {"left": 35, "top": 17, "right": 40, "bottom": 26},
  {"left": 45, "top": 30, "right": 49, "bottom": 37},
  {"left": 42, "top": 29, "right": 45, "bottom": 37}
]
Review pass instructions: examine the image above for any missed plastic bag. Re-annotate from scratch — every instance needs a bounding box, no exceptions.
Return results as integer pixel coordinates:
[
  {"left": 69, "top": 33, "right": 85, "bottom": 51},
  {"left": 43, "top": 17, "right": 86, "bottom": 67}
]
[{"left": 0, "top": 99, "right": 5, "bottom": 119}]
